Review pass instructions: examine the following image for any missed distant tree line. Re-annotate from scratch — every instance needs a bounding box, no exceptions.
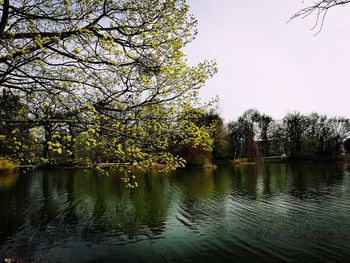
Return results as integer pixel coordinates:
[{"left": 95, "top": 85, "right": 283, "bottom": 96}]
[{"left": 182, "top": 109, "right": 350, "bottom": 166}]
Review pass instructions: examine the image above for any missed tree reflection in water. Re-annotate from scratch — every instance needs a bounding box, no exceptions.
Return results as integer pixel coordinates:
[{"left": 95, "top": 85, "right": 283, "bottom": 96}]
[{"left": 0, "top": 163, "right": 349, "bottom": 262}]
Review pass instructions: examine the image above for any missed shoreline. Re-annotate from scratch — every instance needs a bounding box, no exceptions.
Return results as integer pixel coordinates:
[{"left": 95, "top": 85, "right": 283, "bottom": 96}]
[{"left": 1, "top": 156, "right": 349, "bottom": 173}]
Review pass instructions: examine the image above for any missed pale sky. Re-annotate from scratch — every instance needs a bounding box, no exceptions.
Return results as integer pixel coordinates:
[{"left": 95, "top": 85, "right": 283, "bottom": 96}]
[{"left": 185, "top": 0, "right": 350, "bottom": 122}]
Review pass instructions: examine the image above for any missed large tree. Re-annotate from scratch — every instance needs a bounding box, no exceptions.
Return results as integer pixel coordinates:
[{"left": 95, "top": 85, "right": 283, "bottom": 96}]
[
  {"left": 0, "top": 0, "right": 217, "bottom": 170},
  {"left": 227, "top": 109, "right": 261, "bottom": 160},
  {"left": 256, "top": 113, "right": 273, "bottom": 157},
  {"left": 283, "top": 112, "right": 309, "bottom": 160},
  {"left": 328, "top": 117, "right": 350, "bottom": 156}
]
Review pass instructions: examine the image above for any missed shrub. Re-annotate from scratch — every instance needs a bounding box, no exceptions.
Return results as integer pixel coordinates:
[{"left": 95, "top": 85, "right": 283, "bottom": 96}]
[{"left": 0, "top": 159, "right": 18, "bottom": 171}]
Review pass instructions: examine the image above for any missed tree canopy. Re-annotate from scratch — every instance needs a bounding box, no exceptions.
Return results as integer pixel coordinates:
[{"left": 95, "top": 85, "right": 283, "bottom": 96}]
[{"left": 0, "top": 0, "right": 217, "bottom": 174}]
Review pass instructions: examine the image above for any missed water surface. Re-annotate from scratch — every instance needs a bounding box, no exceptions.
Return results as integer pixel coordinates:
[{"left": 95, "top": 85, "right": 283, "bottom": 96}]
[{"left": 1, "top": 163, "right": 350, "bottom": 262}]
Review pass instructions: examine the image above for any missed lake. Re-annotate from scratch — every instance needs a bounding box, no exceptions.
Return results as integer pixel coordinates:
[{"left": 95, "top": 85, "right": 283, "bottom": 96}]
[{"left": 1, "top": 163, "right": 350, "bottom": 262}]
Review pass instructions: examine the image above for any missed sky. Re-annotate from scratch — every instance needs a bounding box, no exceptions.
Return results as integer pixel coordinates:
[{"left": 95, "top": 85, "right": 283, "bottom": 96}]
[{"left": 185, "top": 0, "right": 350, "bottom": 122}]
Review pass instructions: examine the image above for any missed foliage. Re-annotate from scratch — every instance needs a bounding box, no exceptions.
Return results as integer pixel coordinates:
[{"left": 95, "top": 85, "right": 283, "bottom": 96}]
[
  {"left": 173, "top": 143, "right": 213, "bottom": 167},
  {"left": 195, "top": 109, "right": 230, "bottom": 161},
  {"left": 0, "top": 159, "right": 17, "bottom": 171},
  {"left": 169, "top": 108, "right": 215, "bottom": 167},
  {"left": 283, "top": 112, "right": 309, "bottom": 160},
  {"left": 0, "top": 0, "right": 217, "bottom": 171}
]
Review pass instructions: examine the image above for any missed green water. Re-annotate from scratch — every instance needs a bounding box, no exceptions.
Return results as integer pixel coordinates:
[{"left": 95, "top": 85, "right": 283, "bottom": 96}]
[{"left": 1, "top": 163, "right": 350, "bottom": 262}]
